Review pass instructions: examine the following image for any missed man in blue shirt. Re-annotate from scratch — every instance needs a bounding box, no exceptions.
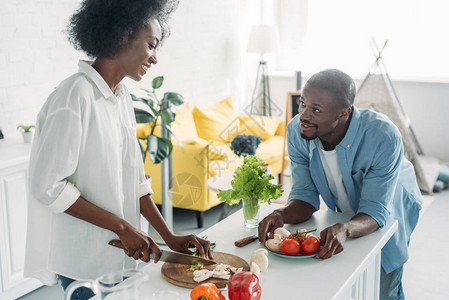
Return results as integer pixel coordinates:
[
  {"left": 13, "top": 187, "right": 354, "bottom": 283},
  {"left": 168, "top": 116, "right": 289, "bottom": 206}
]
[{"left": 258, "top": 69, "right": 422, "bottom": 299}]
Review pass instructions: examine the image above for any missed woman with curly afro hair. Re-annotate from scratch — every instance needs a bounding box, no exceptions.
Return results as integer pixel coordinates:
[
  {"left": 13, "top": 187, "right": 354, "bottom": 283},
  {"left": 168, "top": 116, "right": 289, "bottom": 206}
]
[{"left": 24, "top": 1, "right": 212, "bottom": 298}]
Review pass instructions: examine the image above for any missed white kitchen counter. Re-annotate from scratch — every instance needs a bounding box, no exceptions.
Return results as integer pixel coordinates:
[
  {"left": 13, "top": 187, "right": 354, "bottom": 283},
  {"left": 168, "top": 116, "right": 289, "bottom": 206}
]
[
  {"left": 139, "top": 203, "right": 398, "bottom": 300},
  {"left": 0, "top": 136, "right": 42, "bottom": 300},
  {"left": 0, "top": 136, "right": 32, "bottom": 169}
]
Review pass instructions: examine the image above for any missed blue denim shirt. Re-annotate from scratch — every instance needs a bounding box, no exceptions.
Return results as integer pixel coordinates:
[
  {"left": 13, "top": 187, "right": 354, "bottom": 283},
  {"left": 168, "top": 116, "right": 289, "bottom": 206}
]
[{"left": 287, "top": 106, "right": 422, "bottom": 273}]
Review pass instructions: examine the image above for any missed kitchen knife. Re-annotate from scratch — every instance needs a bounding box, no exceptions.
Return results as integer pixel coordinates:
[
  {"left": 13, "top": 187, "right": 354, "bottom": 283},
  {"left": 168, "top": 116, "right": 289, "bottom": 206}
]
[{"left": 108, "top": 239, "right": 216, "bottom": 266}]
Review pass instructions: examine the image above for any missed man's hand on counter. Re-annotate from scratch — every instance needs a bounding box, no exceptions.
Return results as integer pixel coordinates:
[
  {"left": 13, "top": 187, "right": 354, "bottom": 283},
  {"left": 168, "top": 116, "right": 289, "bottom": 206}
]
[{"left": 317, "top": 213, "right": 379, "bottom": 259}]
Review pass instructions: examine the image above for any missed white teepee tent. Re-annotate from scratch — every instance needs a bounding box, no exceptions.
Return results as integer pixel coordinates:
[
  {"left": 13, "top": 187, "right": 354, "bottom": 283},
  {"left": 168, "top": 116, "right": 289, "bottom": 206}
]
[{"left": 354, "top": 40, "right": 439, "bottom": 194}]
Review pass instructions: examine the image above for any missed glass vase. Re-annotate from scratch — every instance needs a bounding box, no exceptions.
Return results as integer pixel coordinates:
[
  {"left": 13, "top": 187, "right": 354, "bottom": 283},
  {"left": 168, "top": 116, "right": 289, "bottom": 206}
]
[{"left": 242, "top": 198, "right": 260, "bottom": 228}]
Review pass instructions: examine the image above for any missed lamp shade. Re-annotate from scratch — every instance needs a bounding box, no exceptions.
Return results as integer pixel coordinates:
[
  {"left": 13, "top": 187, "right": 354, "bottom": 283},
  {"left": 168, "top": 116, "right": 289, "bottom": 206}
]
[{"left": 247, "top": 24, "right": 280, "bottom": 54}]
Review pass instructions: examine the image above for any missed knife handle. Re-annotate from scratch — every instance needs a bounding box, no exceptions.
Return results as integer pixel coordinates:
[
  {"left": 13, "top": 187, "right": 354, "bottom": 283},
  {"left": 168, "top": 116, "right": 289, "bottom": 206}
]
[
  {"left": 109, "top": 239, "right": 159, "bottom": 261},
  {"left": 109, "top": 239, "right": 126, "bottom": 250},
  {"left": 234, "top": 235, "right": 258, "bottom": 247}
]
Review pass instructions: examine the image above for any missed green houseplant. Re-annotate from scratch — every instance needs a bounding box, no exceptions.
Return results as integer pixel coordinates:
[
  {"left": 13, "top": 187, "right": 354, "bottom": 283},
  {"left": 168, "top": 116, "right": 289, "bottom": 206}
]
[
  {"left": 131, "top": 76, "right": 184, "bottom": 164},
  {"left": 217, "top": 155, "right": 283, "bottom": 228},
  {"left": 17, "top": 124, "right": 35, "bottom": 144}
]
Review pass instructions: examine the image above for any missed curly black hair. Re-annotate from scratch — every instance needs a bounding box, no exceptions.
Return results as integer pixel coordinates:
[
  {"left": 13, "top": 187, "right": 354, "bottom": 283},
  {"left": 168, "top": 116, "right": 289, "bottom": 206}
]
[{"left": 66, "top": 0, "right": 179, "bottom": 58}]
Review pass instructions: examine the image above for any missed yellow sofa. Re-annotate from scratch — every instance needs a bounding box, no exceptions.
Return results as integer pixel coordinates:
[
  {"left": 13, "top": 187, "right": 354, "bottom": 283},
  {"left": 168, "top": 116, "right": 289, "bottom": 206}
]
[{"left": 136, "top": 96, "right": 286, "bottom": 227}]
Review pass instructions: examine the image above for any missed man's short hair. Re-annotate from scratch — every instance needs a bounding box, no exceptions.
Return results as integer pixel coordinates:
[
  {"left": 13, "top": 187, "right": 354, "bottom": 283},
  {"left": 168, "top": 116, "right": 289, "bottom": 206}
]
[{"left": 305, "top": 69, "right": 356, "bottom": 108}]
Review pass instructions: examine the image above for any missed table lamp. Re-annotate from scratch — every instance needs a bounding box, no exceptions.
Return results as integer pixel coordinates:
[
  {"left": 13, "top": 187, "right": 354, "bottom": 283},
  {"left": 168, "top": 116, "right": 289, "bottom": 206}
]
[{"left": 247, "top": 24, "right": 279, "bottom": 116}]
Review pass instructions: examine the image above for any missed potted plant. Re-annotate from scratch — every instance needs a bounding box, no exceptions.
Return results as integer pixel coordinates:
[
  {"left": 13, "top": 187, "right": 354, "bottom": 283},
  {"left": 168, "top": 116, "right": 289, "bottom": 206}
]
[
  {"left": 217, "top": 155, "right": 283, "bottom": 228},
  {"left": 17, "top": 124, "right": 35, "bottom": 144},
  {"left": 131, "top": 76, "right": 184, "bottom": 164}
]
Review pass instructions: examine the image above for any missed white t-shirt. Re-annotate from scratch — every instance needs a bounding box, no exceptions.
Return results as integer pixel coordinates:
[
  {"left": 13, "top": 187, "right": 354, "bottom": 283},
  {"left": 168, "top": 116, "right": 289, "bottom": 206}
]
[
  {"left": 24, "top": 60, "right": 153, "bottom": 285},
  {"left": 316, "top": 139, "right": 354, "bottom": 214}
]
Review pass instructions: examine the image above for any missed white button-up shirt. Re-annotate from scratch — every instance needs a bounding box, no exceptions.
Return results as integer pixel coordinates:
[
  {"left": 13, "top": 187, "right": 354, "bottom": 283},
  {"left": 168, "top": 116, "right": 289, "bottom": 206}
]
[{"left": 24, "top": 60, "right": 153, "bottom": 285}]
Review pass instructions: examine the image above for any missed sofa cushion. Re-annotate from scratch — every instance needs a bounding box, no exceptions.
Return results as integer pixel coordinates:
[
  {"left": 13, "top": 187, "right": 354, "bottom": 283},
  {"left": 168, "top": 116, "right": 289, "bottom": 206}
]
[
  {"left": 255, "top": 135, "right": 285, "bottom": 175},
  {"left": 181, "top": 138, "right": 228, "bottom": 161},
  {"left": 170, "top": 103, "right": 198, "bottom": 141},
  {"left": 192, "top": 96, "right": 239, "bottom": 143},
  {"left": 239, "top": 116, "right": 282, "bottom": 140}
]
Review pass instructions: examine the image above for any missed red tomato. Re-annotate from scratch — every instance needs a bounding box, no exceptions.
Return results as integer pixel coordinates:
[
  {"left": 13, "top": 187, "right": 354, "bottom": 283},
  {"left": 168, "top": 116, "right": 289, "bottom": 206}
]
[
  {"left": 301, "top": 236, "right": 320, "bottom": 255},
  {"left": 280, "top": 239, "right": 300, "bottom": 255}
]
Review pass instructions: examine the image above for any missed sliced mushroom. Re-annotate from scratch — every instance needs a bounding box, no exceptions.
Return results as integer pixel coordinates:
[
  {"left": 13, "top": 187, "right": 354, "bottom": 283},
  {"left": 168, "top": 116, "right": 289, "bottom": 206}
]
[
  {"left": 212, "top": 273, "right": 231, "bottom": 280},
  {"left": 192, "top": 263, "right": 243, "bottom": 282},
  {"left": 193, "top": 269, "right": 213, "bottom": 282},
  {"left": 229, "top": 266, "right": 243, "bottom": 274}
]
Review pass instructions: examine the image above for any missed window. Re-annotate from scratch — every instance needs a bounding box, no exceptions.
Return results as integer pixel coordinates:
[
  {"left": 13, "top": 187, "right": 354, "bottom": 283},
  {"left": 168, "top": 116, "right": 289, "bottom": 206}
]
[{"left": 276, "top": 0, "right": 449, "bottom": 82}]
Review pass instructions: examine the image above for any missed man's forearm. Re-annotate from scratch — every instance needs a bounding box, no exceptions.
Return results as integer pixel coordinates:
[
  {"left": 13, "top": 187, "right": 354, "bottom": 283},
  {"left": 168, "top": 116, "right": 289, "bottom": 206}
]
[
  {"left": 278, "top": 199, "right": 316, "bottom": 224},
  {"left": 342, "top": 213, "right": 379, "bottom": 238}
]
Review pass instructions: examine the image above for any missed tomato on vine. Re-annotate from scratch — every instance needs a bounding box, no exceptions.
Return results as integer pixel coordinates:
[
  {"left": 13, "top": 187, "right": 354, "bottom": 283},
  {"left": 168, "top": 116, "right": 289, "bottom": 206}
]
[{"left": 288, "top": 228, "right": 317, "bottom": 243}]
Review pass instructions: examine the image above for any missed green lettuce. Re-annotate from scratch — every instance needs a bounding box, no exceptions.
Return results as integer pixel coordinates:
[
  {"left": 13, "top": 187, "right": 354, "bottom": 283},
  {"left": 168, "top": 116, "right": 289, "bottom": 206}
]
[{"left": 217, "top": 156, "right": 283, "bottom": 205}]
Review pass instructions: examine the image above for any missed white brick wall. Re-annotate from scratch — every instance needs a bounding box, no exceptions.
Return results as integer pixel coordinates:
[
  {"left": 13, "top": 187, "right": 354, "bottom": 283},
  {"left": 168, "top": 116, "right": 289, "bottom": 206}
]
[
  {"left": 0, "top": 0, "right": 260, "bottom": 139},
  {"left": 0, "top": 0, "right": 84, "bottom": 138},
  {"left": 124, "top": 0, "right": 259, "bottom": 113}
]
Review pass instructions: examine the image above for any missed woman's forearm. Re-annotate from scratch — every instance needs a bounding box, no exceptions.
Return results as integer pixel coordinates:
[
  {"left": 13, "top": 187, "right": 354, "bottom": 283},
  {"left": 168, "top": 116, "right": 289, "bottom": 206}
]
[
  {"left": 139, "top": 194, "right": 174, "bottom": 241},
  {"left": 65, "top": 196, "right": 128, "bottom": 235}
]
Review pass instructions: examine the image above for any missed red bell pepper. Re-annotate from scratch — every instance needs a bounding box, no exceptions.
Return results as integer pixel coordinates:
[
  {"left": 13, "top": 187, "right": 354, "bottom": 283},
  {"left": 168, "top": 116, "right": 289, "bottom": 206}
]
[{"left": 228, "top": 272, "right": 261, "bottom": 300}]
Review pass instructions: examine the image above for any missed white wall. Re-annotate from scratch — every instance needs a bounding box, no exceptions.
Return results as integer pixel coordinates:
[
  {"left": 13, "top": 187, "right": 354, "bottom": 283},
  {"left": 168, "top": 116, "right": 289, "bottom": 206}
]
[
  {"left": 270, "top": 74, "right": 449, "bottom": 162},
  {"left": 0, "top": 0, "right": 259, "bottom": 138},
  {"left": 1, "top": 0, "right": 448, "bottom": 162},
  {"left": 0, "top": 0, "right": 84, "bottom": 138},
  {"left": 394, "top": 81, "right": 449, "bottom": 162},
  {"left": 124, "top": 0, "right": 260, "bottom": 112}
]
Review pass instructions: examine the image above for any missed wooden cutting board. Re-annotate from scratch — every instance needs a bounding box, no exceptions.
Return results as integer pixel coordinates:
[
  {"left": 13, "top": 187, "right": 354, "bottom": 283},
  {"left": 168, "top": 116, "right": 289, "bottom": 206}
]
[{"left": 161, "top": 251, "right": 250, "bottom": 289}]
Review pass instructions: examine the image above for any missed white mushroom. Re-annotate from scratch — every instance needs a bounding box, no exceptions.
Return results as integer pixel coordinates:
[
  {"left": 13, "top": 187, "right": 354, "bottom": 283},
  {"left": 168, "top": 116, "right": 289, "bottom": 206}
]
[
  {"left": 250, "top": 250, "right": 269, "bottom": 272},
  {"left": 250, "top": 262, "right": 260, "bottom": 277},
  {"left": 265, "top": 238, "right": 282, "bottom": 252},
  {"left": 273, "top": 233, "right": 283, "bottom": 241},
  {"left": 274, "top": 227, "right": 291, "bottom": 240},
  {"left": 252, "top": 248, "right": 268, "bottom": 257}
]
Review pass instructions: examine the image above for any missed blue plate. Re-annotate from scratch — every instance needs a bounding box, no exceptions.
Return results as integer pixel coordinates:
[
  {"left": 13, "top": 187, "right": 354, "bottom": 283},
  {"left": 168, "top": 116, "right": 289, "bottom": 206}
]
[{"left": 265, "top": 243, "right": 317, "bottom": 259}]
